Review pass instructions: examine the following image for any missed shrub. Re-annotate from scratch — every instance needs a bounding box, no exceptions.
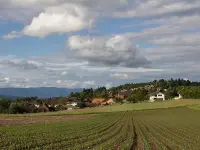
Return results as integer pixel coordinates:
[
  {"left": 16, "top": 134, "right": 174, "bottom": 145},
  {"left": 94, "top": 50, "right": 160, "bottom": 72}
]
[
  {"left": 77, "top": 101, "right": 86, "bottom": 108},
  {"left": 8, "top": 103, "right": 29, "bottom": 114}
]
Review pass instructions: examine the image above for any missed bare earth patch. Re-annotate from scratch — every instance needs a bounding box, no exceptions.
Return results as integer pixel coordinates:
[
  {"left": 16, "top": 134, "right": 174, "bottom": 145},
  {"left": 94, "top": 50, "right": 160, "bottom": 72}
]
[{"left": 0, "top": 114, "right": 95, "bottom": 126}]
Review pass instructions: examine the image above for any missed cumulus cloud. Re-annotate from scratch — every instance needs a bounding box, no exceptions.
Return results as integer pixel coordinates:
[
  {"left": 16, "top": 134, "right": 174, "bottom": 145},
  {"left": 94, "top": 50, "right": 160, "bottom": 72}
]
[
  {"left": 68, "top": 35, "right": 150, "bottom": 68},
  {"left": 5, "top": 3, "right": 93, "bottom": 38},
  {"left": 68, "top": 35, "right": 104, "bottom": 50}
]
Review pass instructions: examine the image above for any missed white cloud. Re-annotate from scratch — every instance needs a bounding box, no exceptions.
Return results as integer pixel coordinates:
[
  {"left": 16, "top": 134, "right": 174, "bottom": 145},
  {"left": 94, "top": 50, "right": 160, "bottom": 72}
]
[
  {"left": 25, "top": 4, "right": 92, "bottom": 37},
  {"left": 68, "top": 35, "right": 150, "bottom": 68},
  {"left": 84, "top": 80, "right": 95, "bottom": 86},
  {"left": 5, "top": 3, "right": 93, "bottom": 37},
  {"left": 110, "top": 73, "right": 130, "bottom": 79},
  {"left": 61, "top": 71, "right": 68, "bottom": 76},
  {"left": 4, "top": 77, "right": 10, "bottom": 83},
  {"left": 105, "top": 82, "right": 113, "bottom": 89},
  {"left": 112, "top": 67, "right": 164, "bottom": 73},
  {"left": 56, "top": 80, "right": 62, "bottom": 84},
  {"left": 2, "top": 31, "right": 21, "bottom": 39},
  {"left": 68, "top": 35, "right": 105, "bottom": 50},
  {"left": 7, "top": 0, "right": 59, "bottom": 7},
  {"left": 56, "top": 79, "right": 80, "bottom": 88},
  {"left": 113, "top": 0, "right": 200, "bottom": 18},
  {"left": 149, "top": 32, "right": 200, "bottom": 46}
]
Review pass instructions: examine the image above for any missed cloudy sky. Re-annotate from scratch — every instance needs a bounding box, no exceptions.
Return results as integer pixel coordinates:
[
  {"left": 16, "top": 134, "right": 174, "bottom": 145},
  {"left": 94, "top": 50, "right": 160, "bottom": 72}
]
[{"left": 0, "top": 0, "right": 200, "bottom": 88}]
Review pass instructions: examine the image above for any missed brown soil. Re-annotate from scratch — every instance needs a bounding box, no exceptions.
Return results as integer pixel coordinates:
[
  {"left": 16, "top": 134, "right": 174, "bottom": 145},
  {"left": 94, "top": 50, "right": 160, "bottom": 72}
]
[{"left": 0, "top": 114, "right": 95, "bottom": 126}]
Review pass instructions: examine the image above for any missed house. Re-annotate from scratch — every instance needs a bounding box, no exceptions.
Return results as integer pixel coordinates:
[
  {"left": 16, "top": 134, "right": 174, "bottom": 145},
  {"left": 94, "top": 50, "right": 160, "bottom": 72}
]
[
  {"left": 107, "top": 98, "right": 115, "bottom": 105},
  {"left": 100, "top": 98, "right": 116, "bottom": 106},
  {"left": 92, "top": 98, "right": 106, "bottom": 105},
  {"left": 46, "top": 97, "right": 69, "bottom": 107},
  {"left": 24, "top": 102, "right": 38, "bottom": 113},
  {"left": 149, "top": 92, "right": 165, "bottom": 102},
  {"left": 68, "top": 97, "right": 79, "bottom": 102},
  {"left": 67, "top": 102, "right": 78, "bottom": 107},
  {"left": 174, "top": 94, "right": 183, "bottom": 100},
  {"left": 108, "top": 92, "right": 114, "bottom": 98},
  {"left": 37, "top": 103, "right": 50, "bottom": 112},
  {"left": 71, "top": 102, "right": 78, "bottom": 107},
  {"left": 46, "top": 98, "right": 59, "bottom": 106},
  {"left": 101, "top": 102, "right": 108, "bottom": 106},
  {"left": 116, "top": 91, "right": 132, "bottom": 100},
  {"left": 27, "top": 100, "right": 40, "bottom": 108}
]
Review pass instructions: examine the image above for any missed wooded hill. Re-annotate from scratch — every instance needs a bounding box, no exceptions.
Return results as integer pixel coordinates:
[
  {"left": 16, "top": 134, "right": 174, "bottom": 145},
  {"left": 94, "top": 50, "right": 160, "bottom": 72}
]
[{"left": 70, "top": 78, "right": 200, "bottom": 100}]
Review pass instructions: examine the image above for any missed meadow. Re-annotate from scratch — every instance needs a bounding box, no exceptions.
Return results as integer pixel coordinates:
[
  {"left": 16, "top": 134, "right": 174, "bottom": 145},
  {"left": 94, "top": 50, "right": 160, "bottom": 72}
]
[
  {"left": 1, "top": 99, "right": 200, "bottom": 149},
  {"left": 1, "top": 99, "right": 200, "bottom": 117}
]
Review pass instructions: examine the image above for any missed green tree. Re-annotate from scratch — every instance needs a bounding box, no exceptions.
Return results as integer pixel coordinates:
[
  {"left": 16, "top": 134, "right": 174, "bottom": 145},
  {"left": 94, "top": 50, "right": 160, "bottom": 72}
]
[
  {"left": 8, "top": 102, "right": 29, "bottom": 114},
  {"left": 76, "top": 101, "right": 86, "bottom": 108},
  {"left": 0, "top": 98, "right": 11, "bottom": 113},
  {"left": 165, "top": 88, "right": 178, "bottom": 99},
  {"left": 127, "top": 89, "right": 148, "bottom": 103}
]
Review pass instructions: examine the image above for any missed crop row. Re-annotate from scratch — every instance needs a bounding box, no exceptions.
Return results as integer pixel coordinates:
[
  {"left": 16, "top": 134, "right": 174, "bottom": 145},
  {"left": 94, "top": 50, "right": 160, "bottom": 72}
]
[{"left": 1, "top": 107, "right": 200, "bottom": 149}]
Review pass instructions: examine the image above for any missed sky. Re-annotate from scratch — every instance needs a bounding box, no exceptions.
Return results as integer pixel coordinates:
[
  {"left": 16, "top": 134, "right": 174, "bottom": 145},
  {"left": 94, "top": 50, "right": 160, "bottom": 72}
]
[{"left": 0, "top": 0, "right": 200, "bottom": 88}]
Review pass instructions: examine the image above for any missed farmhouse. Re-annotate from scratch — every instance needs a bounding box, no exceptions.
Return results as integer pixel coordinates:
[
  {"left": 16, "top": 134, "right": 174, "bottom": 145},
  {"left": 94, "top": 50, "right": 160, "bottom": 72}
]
[{"left": 149, "top": 92, "right": 166, "bottom": 102}]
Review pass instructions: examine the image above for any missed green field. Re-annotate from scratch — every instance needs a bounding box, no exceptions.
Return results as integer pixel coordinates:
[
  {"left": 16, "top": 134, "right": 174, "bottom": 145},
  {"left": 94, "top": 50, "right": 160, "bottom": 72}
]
[
  {"left": 2, "top": 99, "right": 200, "bottom": 117},
  {"left": 43, "top": 99, "right": 200, "bottom": 115},
  {"left": 1, "top": 100, "right": 200, "bottom": 149}
]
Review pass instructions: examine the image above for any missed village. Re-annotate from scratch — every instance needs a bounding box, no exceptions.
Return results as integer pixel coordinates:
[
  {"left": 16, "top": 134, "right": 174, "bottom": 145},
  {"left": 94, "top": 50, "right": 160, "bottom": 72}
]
[{"left": 24, "top": 84, "right": 183, "bottom": 113}]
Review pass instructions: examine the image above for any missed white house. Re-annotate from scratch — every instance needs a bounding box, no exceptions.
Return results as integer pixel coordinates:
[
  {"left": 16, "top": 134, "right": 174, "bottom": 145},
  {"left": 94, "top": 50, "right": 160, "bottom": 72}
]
[
  {"left": 67, "top": 102, "right": 78, "bottom": 107},
  {"left": 34, "top": 104, "right": 40, "bottom": 108},
  {"left": 71, "top": 102, "right": 78, "bottom": 107},
  {"left": 149, "top": 92, "right": 165, "bottom": 102}
]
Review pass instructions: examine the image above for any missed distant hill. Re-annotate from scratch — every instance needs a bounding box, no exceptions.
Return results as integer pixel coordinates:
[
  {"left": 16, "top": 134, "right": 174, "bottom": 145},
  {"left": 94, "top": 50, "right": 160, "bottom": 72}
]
[
  {"left": 0, "top": 88, "right": 82, "bottom": 99},
  {"left": 0, "top": 95, "right": 21, "bottom": 100}
]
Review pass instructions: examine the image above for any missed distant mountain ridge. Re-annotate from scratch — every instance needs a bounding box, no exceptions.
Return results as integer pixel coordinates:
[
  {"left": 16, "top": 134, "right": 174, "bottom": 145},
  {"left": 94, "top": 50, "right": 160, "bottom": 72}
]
[
  {"left": 0, "top": 87, "right": 82, "bottom": 99},
  {"left": 0, "top": 95, "right": 22, "bottom": 100}
]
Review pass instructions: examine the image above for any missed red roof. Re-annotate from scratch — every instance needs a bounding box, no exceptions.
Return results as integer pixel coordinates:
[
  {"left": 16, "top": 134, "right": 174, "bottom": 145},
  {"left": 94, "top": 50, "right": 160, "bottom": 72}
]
[{"left": 92, "top": 98, "right": 106, "bottom": 104}]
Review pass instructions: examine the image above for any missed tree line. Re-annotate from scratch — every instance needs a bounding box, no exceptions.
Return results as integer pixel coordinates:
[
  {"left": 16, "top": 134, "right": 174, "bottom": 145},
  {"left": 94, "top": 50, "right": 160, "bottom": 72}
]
[
  {"left": 0, "top": 97, "right": 40, "bottom": 114},
  {"left": 177, "top": 86, "right": 200, "bottom": 99}
]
